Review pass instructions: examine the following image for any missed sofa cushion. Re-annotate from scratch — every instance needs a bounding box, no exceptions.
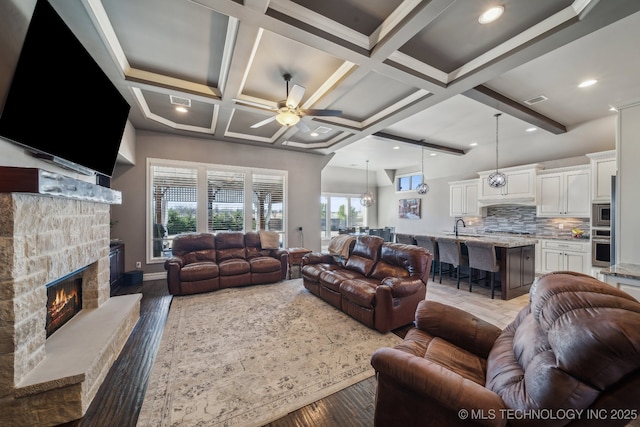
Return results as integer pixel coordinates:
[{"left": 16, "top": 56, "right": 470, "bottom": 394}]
[
  {"left": 319, "top": 269, "right": 364, "bottom": 292},
  {"left": 218, "top": 258, "right": 250, "bottom": 276},
  {"left": 172, "top": 232, "right": 216, "bottom": 257},
  {"left": 216, "top": 232, "right": 247, "bottom": 262},
  {"left": 180, "top": 262, "right": 219, "bottom": 282},
  {"left": 340, "top": 278, "right": 378, "bottom": 307},
  {"left": 301, "top": 263, "right": 340, "bottom": 281},
  {"left": 344, "top": 235, "right": 384, "bottom": 276},
  {"left": 249, "top": 256, "right": 281, "bottom": 273}
]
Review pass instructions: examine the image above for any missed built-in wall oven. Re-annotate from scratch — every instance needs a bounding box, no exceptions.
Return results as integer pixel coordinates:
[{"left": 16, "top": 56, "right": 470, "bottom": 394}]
[
  {"left": 592, "top": 203, "right": 611, "bottom": 227},
  {"left": 592, "top": 228, "right": 611, "bottom": 267}
]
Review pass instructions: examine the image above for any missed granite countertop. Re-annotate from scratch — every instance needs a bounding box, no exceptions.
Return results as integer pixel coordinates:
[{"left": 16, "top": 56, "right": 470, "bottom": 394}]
[
  {"left": 600, "top": 263, "right": 640, "bottom": 280},
  {"left": 435, "top": 233, "right": 538, "bottom": 248}
]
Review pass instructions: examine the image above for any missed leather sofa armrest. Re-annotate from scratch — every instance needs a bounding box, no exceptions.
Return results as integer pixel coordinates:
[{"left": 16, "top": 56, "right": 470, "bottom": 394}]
[
  {"left": 415, "top": 300, "right": 502, "bottom": 359},
  {"left": 371, "top": 347, "right": 507, "bottom": 427},
  {"left": 164, "top": 256, "right": 184, "bottom": 270},
  {"left": 302, "top": 252, "right": 334, "bottom": 266},
  {"left": 271, "top": 249, "right": 290, "bottom": 280},
  {"left": 381, "top": 277, "right": 425, "bottom": 298}
]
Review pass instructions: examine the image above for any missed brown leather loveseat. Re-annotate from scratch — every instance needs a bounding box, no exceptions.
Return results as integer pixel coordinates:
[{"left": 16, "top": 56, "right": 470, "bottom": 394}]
[
  {"left": 164, "top": 231, "right": 289, "bottom": 295},
  {"left": 371, "top": 271, "right": 640, "bottom": 426},
  {"left": 301, "top": 235, "right": 433, "bottom": 333}
]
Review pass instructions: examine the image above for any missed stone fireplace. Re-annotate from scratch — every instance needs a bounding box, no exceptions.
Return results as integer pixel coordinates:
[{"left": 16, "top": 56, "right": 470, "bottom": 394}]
[{"left": 0, "top": 167, "right": 141, "bottom": 426}]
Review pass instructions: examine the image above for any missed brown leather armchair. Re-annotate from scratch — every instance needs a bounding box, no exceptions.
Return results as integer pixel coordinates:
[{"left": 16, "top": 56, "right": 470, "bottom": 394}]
[
  {"left": 165, "top": 232, "right": 219, "bottom": 295},
  {"left": 371, "top": 271, "right": 640, "bottom": 426}
]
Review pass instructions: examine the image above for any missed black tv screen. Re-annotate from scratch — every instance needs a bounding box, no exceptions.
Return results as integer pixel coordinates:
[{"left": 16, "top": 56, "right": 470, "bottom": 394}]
[{"left": 0, "top": 0, "right": 130, "bottom": 177}]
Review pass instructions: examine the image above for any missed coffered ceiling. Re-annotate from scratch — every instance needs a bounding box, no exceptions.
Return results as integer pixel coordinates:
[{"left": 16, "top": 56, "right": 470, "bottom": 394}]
[{"left": 42, "top": 0, "right": 640, "bottom": 172}]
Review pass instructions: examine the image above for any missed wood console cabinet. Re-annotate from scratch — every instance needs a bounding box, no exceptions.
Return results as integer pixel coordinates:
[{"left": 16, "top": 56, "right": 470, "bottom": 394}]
[{"left": 109, "top": 241, "right": 125, "bottom": 287}]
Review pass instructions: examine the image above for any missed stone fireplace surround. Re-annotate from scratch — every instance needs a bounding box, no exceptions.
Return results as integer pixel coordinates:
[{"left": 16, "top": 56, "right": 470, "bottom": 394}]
[{"left": 0, "top": 168, "right": 141, "bottom": 426}]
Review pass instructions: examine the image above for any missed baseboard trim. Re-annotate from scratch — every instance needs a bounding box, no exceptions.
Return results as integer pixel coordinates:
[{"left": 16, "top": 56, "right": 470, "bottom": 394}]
[{"left": 143, "top": 272, "right": 167, "bottom": 281}]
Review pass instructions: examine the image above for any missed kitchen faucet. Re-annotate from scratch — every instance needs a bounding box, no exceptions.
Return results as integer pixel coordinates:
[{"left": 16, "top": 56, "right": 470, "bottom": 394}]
[{"left": 454, "top": 218, "right": 466, "bottom": 237}]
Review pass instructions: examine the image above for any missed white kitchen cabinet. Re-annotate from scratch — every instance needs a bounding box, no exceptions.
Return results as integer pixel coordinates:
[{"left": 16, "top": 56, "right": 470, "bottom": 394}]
[
  {"left": 536, "top": 166, "right": 590, "bottom": 217},
  {"left": 586, "top": 150, "right": 616, "bottom": 202},
  {"left": 603, "top": 275, "right": 640, "bottom": 300},
  {"left": 539, "top": 239, "right": 590, "bottom": 275},
  {"left": 477, "top": 164, "right": 543, "bottom": 204},
  {"left": 449, "top": 179, "right": 486, "bottom": 217}
]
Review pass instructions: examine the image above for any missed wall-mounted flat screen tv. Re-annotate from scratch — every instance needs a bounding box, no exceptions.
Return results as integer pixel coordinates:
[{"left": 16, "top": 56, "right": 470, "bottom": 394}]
[{"left": 0, "top": 0, "right": 130, "bottom": 177}]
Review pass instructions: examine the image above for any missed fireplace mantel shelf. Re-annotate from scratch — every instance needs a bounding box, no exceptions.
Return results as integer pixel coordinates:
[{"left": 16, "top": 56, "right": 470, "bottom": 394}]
[
  {"left": 0, "top": 166, "right": 122, "bottom": 204},
  {"left": 15, "top": 294, "right": 141, "bottom": 397}
]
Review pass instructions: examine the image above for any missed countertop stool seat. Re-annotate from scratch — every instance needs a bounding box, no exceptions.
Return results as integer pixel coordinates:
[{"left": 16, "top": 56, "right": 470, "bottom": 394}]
[
  {"left": 434, "top": 236, "right": 468, "bottom": 289},
  {"left": 395, "top": 233, "right": 415, "bottom": 245},
  {"left": 465, "top": 240, "right": 500, "bottom": 299},
  {"left": 414, "top": 235, "right": 438, "bottom": 282}
]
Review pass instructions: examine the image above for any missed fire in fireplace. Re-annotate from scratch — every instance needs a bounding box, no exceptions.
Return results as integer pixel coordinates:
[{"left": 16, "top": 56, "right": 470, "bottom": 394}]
[{"left": 46, "top": 268, "right": 85, "bottom": 337}]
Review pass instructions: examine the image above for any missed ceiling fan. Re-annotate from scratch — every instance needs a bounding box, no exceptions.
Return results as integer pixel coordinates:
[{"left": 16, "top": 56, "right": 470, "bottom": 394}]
[{"left": 236, "top": 73, "right": 341, "bottom": 132}]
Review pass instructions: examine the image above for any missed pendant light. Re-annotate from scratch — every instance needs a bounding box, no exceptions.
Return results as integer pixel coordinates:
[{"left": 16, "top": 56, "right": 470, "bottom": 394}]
[
  {"left": 488, "top": 113, "right": 507, "bottom": 188},
  {"left": 416, "top": 147, "right": 429, "bottom": 194},
  {"left": 360, "top": 160, "right": 375, "bottom": 207}
]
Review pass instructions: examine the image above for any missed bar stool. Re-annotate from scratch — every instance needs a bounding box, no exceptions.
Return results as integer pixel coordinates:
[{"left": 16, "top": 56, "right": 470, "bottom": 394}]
[
  {"left": 465, "top": 240, "right": 501, "bottom": 299},
  {"left": 434, "top": 236, "right": 468, "bottom": 289},
  {"left": 395, "top": 233, "right": 415, "bottom": 245},
  {"left": 414, "top": 235, "right": 438, "bottom": 281}
]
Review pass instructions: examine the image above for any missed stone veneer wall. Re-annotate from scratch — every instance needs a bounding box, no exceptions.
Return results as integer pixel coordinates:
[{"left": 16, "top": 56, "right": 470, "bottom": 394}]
[
  {"left": 0, "top": 193, "right": 111, "bottom": 397},
  {"left": 462, "top": 205, "right": 591, "bottom": 238}
]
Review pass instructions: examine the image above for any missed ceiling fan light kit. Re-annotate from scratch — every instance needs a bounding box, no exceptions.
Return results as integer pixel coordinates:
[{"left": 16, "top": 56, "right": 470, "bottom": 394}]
[
  {"left": 488, "top": 113, "right": 507, "bottom": 188},
  {"left": 248, "top": 73, "right": 342, "bottom": 131}
]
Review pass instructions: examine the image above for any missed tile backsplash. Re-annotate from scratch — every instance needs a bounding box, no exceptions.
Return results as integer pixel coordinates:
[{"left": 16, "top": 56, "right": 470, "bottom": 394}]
[{"left": 461, "top": 205, "right": 591, "bottom": 238}]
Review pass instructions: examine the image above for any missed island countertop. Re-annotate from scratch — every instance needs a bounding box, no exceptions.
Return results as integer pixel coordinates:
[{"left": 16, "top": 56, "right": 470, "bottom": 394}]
[{"left": 434, "top": 233, "right": 538, "bottom": 248}]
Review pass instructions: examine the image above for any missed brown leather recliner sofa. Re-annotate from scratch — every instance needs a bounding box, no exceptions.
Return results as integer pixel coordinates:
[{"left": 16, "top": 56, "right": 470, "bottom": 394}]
[
  {"left": 371, "top": 271, "right": 640, "bottom": 426},
  {"left": 164, "top": 231, "right": 289, "bottom": 296},
  {"left": 301, "top": 235, "right": 433, "bottom": 333}
]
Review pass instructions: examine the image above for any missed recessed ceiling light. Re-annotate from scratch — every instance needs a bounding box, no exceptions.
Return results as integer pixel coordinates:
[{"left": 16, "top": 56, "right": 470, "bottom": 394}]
[
  {"left": 310, "top": 132, "right": 319, "bottom": 137},
  {"left": 469, "top": 142, "right": 478, "bottom": 147},
  {"left": 175, "top": 106, "right": 188, "bottom": 113},
  {"left": 609, "top": 105, "right": 617, "bottom": 112},
  {"left": 430, "top": 153, "right": 437, "bottom": 156},
  {"left": 578, "top": 79, "right": 597, "bottom": 88},
  {"left": 478, "top": 6, "right": 504, "bottom": 24},
  {"left": 526, "top": 127, "right": 537, "bottom": 132},
  {"left": 393, "top": 146, "right": 400, "bottom": 150}
]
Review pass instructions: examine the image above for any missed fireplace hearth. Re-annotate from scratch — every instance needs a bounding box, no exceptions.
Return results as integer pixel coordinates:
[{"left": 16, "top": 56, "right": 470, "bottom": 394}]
[{"left": 46, "top": 268, "right": 85, "bottom": 338}]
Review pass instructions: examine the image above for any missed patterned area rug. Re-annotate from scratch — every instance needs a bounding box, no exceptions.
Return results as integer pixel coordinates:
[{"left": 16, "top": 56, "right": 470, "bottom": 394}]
[{"left": 136, "top": 279, "right": 402, "bottom": 427}]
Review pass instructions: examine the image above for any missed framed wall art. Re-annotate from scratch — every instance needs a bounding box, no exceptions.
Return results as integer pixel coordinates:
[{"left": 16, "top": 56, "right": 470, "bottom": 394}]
[{"left": 399, "top": 198, "right": 421, "bottom": 219}]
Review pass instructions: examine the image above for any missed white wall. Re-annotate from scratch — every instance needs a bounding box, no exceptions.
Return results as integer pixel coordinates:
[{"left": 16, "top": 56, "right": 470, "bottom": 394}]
[{"left": 111, "top": 130, "right": 330, "bottom": 273}]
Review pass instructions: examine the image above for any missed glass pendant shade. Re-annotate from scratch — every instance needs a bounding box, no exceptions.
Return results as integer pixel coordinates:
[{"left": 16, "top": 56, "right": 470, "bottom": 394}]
[
  {"left": 417, "top": 147, "right": 429, "bottom": 194},
  {"left": 488, "top": 171, "right": 507, "bottom": 188},
  {"left": 489, "top": 113, "right": 507, "bottom": 188},
  {"left": 360, "top": 160, "right": 375, "bottom": 207}
]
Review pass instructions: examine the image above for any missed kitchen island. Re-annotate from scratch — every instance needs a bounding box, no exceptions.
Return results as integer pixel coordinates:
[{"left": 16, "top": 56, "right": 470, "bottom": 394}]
[{"left": 435, "top": 233, "right": 538, "bottom": 300}]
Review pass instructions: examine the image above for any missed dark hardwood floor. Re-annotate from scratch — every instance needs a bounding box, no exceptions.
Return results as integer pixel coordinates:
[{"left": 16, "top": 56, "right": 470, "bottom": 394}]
[
  {"left": 61, "top": 276, "right": 391, "bottom": 427},
  {"left": 60, "top": 276, "right": 640, "bottom": 427}
]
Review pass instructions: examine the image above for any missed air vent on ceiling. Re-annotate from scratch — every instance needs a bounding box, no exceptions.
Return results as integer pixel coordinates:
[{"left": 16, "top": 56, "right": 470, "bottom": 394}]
[
  {"left": 170, "top": 95, "right": 191, "bottom": 107},
  {"left": 524, "top": 95, "right": 548, "bottom": 105},
  {"left": 314, "top": 126, "right": 332, "bottom": 134}
]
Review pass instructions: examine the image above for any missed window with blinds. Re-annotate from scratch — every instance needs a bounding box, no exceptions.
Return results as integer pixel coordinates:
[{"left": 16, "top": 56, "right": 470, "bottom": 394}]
[
  {"left": 147, "top": 159, "right": 287, "bottom": 261},
  {"left": 207, "top": 171, "right": 245, "bottom": 231},
  {"left": 150, "top": 165, "right": 198, "bottom": 258},
  {"left": 252, "top": 173, "right": 285, "bottom": 233}
]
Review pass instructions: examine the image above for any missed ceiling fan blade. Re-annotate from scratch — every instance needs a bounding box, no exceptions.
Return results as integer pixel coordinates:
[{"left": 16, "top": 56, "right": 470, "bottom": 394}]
[
  {"left": 296, "top": 120, "right": 310, "bottom": 133},
  {"left": 286, "top": 84, "right": 305, "bottom": 108},
  {"left": 233, "top": 98, "right": 278, "bottom": 111},
  {"left": 250, "top": 115, "right": 278, "bottom": 128},
  {"left": 303, "top": 109, "right": 342, "bottom": 117}
]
